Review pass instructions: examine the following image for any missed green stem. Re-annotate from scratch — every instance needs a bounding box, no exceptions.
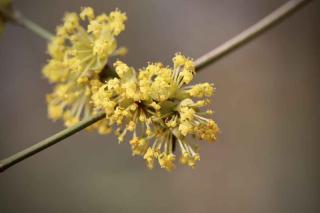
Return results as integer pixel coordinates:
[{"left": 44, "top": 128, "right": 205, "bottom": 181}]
[
  {"left": 195, "top": 0, "right": 311, "bottom": 72},
  {"left": 0, "top": 0, "right": 313, "bottom": 173},
  {"left": 16, "top": 12, "right": 54, "bottom": 40},
  {"left": 0, "top": 112, "right": 105, "bottom": 172},
  {"left": 0, "top": 8, "right": 53, "bottom": 40}
]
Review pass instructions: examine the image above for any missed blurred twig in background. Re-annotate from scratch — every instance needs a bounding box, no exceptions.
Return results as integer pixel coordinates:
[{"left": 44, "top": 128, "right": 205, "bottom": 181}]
[
  {"left": 0, "top": 0, "right": 312, "bottom": 172},
  {"left": 0, "top": 7, "right": 53, "bottom": 40}
]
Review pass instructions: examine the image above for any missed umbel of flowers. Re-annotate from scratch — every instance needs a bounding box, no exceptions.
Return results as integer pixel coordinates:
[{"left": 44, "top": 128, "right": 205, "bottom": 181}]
[
  {"left": 42, "top": 7, "right": 127, "bottom": 133},
  {"left": 92, "top": 54, "right": 219, "bottom": 171},
  {"left": 43, "top": 7, "right": 219, "bottom": 171}
]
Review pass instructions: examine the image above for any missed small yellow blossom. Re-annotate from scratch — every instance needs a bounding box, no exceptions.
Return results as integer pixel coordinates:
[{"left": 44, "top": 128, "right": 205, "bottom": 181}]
[
  {"left": 143, "top": 147, "right": 159, "bottom": 169},
  {"left": 180, "top": 149, "right": 200, "bottom": 168},
  {"left": 48, "top": 104, "right": 63, "bottom": 121},
  {"left": 80, "top": 7, "right": 95, "bottom": 20},
  {"left": 130, "top": 136, "right": 148, "bottom": 156},
  {"left": 194, "top": 120, "right": 220, "bottom": 141},
  {"left": 158, "top": 153, "right": 176, "bottom": 171},
  {"left": 188, "top": 83, "right": 214, "bottom": 97},
  {"left": 42, "top": 60, "right": 68, "bottom": 83}
]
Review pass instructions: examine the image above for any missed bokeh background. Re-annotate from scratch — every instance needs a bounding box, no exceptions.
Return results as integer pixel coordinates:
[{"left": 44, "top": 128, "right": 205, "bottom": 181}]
[{"left": 1, "top": 0, "right": 319, "bottom": 212}]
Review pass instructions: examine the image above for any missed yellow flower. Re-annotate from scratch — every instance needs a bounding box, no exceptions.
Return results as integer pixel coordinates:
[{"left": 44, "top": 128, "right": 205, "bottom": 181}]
[
  {"left": 92, "top": 60, "right": 146, "bottom": 138},
  {"left": 92, "top": 53, "right": 219, "bottom": 171},
  {"left": 43, "top": 7, "right": 127, "bottom": 129},
  {"left": 158, "top": 152, "right": 176, "bottom": 171},
  {"left": 46, "top": 77, "right": 94, "bottom": 127},
  {"left": 42, "top": 60, "right": 68, "bottom": 83},
  {"left": 194, "top": 120, "right": 219, "bottom": 141},
  {"left": 48, "top": 104, "right": 63, "bottom": 121},
  {"left": 130, "top": 136, "right": 148, "bottom": 156},
  {"left": 187, "top": 82, "right": 214, "bottom": 97},
  {"left": 143, "top": 147, "right": 159, "bottom": 169},
  {"left": 139, "top": 63, "right": 174, "bottom": 101},
  {"left": 179, "top": 151, "right": 200, "bottom": 169},
  {"left": 44, "top": 7, "right": 127, "bottom": 81},
  {"left": 80, "top": 7, "right": 95, "bottom": 20}
]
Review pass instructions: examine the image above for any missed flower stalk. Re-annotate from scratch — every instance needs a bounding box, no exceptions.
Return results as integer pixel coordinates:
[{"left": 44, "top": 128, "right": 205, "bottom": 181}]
[
  {"left": 0, "top": 7, "right": 53, "bottom": 40},
  {"left": 0, "top": 0, "right": 312, "bottom": 172}
]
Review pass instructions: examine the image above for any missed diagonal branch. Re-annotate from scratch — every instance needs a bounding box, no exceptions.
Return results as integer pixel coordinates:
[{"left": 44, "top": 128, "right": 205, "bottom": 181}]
[
  {"left": 0, "top": 112, "right": 105, "bottom": 172},
  {"left": 0, "top": 7, "right": 54, "bottom": 40},
  {"left": 0, "top": 0, "right": 312, "bottom": 173},
  {"left": 195, "top": 0, "right": 311, "bottom": 71}
]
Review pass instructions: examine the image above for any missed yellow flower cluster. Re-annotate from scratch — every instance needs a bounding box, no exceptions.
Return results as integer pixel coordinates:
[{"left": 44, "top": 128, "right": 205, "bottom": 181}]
[
  {"left": 43, "top": 7, "right": 219, "bottom": 171},
  {"left": 43, "top": 7, "right": 127, "bottom": 128},
  {"left": 92, "top": 53, "right": 219, "bottom": 171}
]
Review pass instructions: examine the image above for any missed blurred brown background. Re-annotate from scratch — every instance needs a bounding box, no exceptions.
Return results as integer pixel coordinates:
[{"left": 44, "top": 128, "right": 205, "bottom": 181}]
[{"left": 0, "top": 0, "right": 319, "bottom": 212}]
